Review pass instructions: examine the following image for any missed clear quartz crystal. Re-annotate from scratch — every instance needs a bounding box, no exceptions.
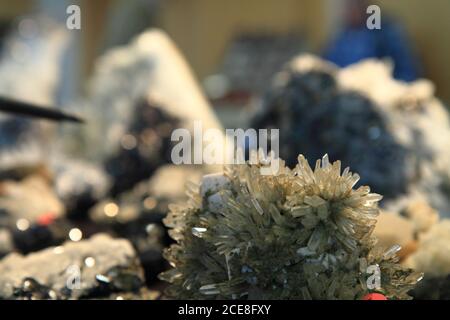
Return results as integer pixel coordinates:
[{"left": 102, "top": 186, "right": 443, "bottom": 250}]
[
  {"left": 297, "top": 247, "right": 315, "bottom": 256},
  {"left": 192, "top": 227, "right": 207, "bottom": 238},
  {"left": 383, "top": 244, "right": 402, "bottom": 259},
  {"left": 251, "top": 198, "right": 264, "bottom": 215},
  {"left": 199, "top": 284, "right": 220, "bottom": 295}
]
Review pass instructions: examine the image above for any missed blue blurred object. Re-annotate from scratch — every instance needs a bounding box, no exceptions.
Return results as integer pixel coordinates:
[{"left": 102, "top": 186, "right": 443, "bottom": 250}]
[{"left": 324, "top": 19, "right": 420, "bottom": 82}]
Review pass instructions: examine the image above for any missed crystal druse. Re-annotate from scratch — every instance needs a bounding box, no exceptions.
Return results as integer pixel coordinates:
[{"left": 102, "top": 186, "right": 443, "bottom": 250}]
[{"left": 160, "top": 154, "right": 422, "bottom": 299}]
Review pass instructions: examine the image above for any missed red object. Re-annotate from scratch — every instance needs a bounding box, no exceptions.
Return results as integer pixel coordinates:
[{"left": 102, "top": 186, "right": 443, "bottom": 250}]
[
  {"left": 362, "top": 293, "right": 388, "bottom": 300},
  {"left": 37, "top": 212, "right": 56, "bottom": 226}
]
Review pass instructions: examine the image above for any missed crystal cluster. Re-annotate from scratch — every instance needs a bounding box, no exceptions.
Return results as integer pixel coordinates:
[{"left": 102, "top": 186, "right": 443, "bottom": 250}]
[{"left": 160, "top": 155, "right": 422, "bottom": 299}]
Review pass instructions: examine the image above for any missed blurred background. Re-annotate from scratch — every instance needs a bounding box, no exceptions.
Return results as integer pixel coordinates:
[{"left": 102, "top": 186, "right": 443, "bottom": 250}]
[{"left": 1, "top": 0, "right": 450, "bottom": 127}]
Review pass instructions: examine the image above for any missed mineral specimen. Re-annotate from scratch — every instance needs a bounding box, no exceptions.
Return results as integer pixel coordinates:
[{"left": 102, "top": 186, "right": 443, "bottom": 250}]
[
  {"left": 160, "top": 154, "right": 422, "bottom": 299},
  {"left": 373, "top": 211, "right": 415, "bottom": 254},
  {"left": 51, "top": 157, "right": 111, "bottom": 215},
  {"left": 409, "top": 274, "right": 450, "bottom": 300},
  {"left": 0, "top": 174, "right": 65, "bottom": 224},
  {"left": 402, "top": 200, "right": 439, "bottom": 235},
  {"left": 104, "top": 99, "right": 182, "bottom": 195},
  {"left": 0, "top": 234, "right": 144, "bottom": 299},
  {"left": 405, "top": 220, "right": 450, "bottom": 300},
  {"left": 251, "top": 55, "right": 450, "bottom": 216},
  {"left": 405, "top": 220, "right": 450, "bottom": 277},
  {"left": 373, "top": 198, "right": 439, "bottom": 260},
  {"left": 55, "top": 29, "right": 224, "bottom": 197},
  {"left": 61, "top": 29, "right": 224, "bottom": 167}
]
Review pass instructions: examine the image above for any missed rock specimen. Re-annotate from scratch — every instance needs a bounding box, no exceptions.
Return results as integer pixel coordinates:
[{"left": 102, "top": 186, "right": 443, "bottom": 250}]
[
  {"left": 373, "top": 211, "right": 415, "bottom": 256},
  {"left": 0, "top": 171, "right": 72, "bottom": 253},
  {"left": 51, "top": 157, "right": 111, "bottom": 216},
  {"left": 402, "top": 200, "right": 439, "bottom": 235},
  {"left": 373, "top": 199, "right": 438, "bottom": 261},
  {"left": 0, "top": 174, "right": 65, "bottom": 225},
  {"left": 404, "top": 220, "right": 450, "bottom": 300},
  {"left": 103, "top": 99, "right": 182, "bottom": 195},
  {"left": 251, "top": 55, "right": 450, "bottom": 216},
  {"left": 160, "top": 154, "right": 422, "bottom": 299},
  {"left": 409, "top": 275, "right": 450, "bottom": 300},
  {"left": 0, "top": 234, "right": 144, "bottom": 299},
  {"left": 405, "top": 220, "right": 450, "bottom": 277},
  {"left": 61, "top": 29, "right": 224, "bottom": 193}
]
